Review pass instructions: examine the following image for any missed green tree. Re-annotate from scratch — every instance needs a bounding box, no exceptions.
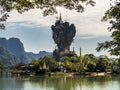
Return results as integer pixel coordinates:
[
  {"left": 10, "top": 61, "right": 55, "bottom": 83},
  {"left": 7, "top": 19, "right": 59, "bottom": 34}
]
[
  {"left": 64, "top": 60, "right": 73, "bottom": 71},
  {"left": 60, "top": 56, "right": 71, "bottom": 62},
  {"left": 0, "top": 0, "right": 95, "bottom": 29},
  {"left": 41, "top": 56, "right": 57, "bottom": 71},
  {"left": 112, "top": 58, "right": 120, "bottom": 74},
  {"left": 95, "top": 55, "right": 110, "bottom": 72},
  {"left": 96, "top": 2, "right": 120, "bottom": 57},
  {"left": 30, "top": 60, "right": 41, "bottom": 71},
  {"left": 70, "top": 56, "right": 79, "bottom": 63},
  {"left": 60, "top": 56, "right": 80, "bottom": 72},
  {"left": 79, "top": 54, "right": 96, "bottom": 72},
  {"left": 87, "top": 62, "right": 96, "bottom": 72},
  {"left": 0, "top": 62, "right": 6, "bottom": 69},
  {"left": 83, "top": 54, "right": 97, "bottom": 72},
  {"left": 82, "top": 54, "right": 96, "bottom": 67},
  {"left": 0, "top": 0, "right": 95, "bottom": 14},
  {"left": 30, "top": 56, "right": 57, "bottom": 71}
]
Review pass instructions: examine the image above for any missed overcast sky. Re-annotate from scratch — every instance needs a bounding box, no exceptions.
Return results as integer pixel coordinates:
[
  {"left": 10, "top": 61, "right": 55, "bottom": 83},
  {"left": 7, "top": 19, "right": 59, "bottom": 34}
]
[{"left": 0, "top": 0, "right": 115, "bottom": 57}]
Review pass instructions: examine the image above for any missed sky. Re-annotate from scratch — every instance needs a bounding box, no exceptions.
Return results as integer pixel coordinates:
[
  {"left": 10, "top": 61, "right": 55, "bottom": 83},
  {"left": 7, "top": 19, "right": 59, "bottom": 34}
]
[{"left": 0, "top": 0, "right": 116, "bottom": 57}]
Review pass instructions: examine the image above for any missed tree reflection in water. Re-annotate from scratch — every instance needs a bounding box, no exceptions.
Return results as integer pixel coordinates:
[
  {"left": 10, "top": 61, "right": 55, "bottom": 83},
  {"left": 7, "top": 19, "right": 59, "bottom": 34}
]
[
  {"left": 27, "top": 75, "right": 120, "bottom": 90},
  {"left": 0, "top": 75, "right": 120, "bottom": 90}
]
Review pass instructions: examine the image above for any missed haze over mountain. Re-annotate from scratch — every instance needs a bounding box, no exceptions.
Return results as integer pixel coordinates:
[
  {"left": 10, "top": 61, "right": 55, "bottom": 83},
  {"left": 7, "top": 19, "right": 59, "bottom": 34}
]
[{"left": 0, "top": 37, "right": 52, "bottom": 64}]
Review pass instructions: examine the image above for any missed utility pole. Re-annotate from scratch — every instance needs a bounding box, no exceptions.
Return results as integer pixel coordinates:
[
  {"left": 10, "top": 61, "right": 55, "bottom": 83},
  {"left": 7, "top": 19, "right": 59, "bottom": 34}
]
[{"left": 80, "top": 47, "right": 82, "bottom": 64}]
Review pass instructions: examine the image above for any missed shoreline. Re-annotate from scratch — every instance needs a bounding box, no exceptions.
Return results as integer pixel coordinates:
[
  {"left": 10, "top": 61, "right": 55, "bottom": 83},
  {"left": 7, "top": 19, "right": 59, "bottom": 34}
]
[{"left": 11, "top": 70, "right": 113, "bottom": 77}]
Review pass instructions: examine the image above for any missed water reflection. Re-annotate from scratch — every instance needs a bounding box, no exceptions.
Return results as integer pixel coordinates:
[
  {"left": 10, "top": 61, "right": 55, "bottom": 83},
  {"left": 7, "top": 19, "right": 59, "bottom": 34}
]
[
  {"left": 0, "top": 76, "right": 24, "bottom": 90},
  {"left": 0, "top": 75, "right": 120, "bottom": 90}
]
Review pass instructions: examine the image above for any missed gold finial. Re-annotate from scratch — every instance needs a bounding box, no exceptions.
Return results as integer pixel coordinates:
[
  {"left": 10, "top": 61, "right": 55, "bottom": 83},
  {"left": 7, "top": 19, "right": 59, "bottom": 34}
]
[{"left": 59, "top": 13, "right": 62, "bottom": 21}]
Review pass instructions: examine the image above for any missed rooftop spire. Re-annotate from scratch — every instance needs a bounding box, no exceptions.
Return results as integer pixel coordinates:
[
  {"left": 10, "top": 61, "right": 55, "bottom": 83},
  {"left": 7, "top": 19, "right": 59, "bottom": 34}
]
[
  {"left": 55, "top": 13, "right": 63, "bottom": 25},
  {"left": 59, "top": 13, "right": 62, "bottom": 21},
  {"left": 59, "top": 13, "right": 63, "bottom": 24},
  {"left": 72, "top": 47, "right": 75, "bottom": 55}
]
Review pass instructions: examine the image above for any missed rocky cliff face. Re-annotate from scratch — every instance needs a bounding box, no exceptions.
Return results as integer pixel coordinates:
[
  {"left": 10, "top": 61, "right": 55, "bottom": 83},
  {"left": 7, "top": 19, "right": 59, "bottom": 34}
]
[
  {"left": 51, "top": 18, "right": 76, "bottom": 60},
  {"left": 0, "top": 46, "right": 18, "bottom": 65},
  {"left": 0, "top": 38, "right": 28, "bottom": 63},
  {"left": 0, "top": 37, "right": 52, "bottom": 64}
]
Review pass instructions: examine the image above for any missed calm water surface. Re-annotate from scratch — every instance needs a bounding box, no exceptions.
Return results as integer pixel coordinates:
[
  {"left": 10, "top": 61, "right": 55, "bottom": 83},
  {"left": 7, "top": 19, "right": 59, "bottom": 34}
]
[{"left": 0, "top": 75, "right": 120, "bottom": 90}]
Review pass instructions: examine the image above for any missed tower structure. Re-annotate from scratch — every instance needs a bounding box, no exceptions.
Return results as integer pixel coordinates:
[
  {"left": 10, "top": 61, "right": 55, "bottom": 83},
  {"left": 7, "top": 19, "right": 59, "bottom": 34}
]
[{"left": 51, "top": 14, "right": 76, "bottom": 60}]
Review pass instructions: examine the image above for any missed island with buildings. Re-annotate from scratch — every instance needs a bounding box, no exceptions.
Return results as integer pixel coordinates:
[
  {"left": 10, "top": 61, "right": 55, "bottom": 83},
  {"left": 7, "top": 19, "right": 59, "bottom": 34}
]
[{"left": 0, "top": 15, "right": 119, "bottom": 77}]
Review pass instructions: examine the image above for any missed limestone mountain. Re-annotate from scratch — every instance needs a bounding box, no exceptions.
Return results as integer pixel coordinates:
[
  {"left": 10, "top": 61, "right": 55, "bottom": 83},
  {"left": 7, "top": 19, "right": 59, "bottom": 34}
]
[
  {"left": 0, "top": 38, "right": 29, "bottom": 63},
  {"left": 0, "top": 37, "right": 52, "bottom": 64},
  {"left": 0, "top": 46, "right": 18, "bottom": 65}
]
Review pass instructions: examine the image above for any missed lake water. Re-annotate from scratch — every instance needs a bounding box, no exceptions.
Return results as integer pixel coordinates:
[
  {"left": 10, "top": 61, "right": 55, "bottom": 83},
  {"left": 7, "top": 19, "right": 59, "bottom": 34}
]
[{"left": 0, "top": 75, "right": 120, "bottom": 90}]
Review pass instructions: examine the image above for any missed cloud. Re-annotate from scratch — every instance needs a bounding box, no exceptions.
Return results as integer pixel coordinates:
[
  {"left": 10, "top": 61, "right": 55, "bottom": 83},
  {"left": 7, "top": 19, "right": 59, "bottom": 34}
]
[
  {"left": 7, "top": 9, "right": 56, "bottom": 27},
  {"left": 0, "top": 0, "right": 113, "bottom": 55},
  {"left": 6, "top": 0, "right": 111, "bottom": 38},
  {"left": 75, "top": 34, "right": 96, "bottom": 39}
]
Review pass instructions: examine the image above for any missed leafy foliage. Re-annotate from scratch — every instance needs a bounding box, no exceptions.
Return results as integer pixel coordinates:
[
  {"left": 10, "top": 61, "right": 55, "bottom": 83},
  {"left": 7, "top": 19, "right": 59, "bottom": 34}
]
[
  {"left": 0, "top": 0, "right": 95, "bottom": 29},
  {"left": 30, "top": 56, "right": 57, "bottom": 71},
  {"left": 0, "top": 0, "right": 95, "bottom": 14},
  {"left": 27, "top": 54, "right": 117, "bottom": 74},
  {"left": 96, "top": 2, "right": 120, "bottom": 56},
  {"left": 96, "top": 55, "right": 110, "bottom": 72},
  {"left": 112, "top": 58, "right": 120, "bottom": 74},
  {"left": 87, "top": 62, "right": 96, "bottom": 72},
  {"left": 0, "top": 62, "right": 7, "bottom": 69}
]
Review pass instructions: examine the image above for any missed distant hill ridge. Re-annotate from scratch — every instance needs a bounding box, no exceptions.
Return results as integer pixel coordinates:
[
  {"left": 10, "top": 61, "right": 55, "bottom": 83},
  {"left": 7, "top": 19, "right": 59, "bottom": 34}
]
[
  {"left": 26, "top": 51, "right": 52, "bottom": 60},
  {"left": 0, "top": 37, "right": 52, "bottom": 64}
]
